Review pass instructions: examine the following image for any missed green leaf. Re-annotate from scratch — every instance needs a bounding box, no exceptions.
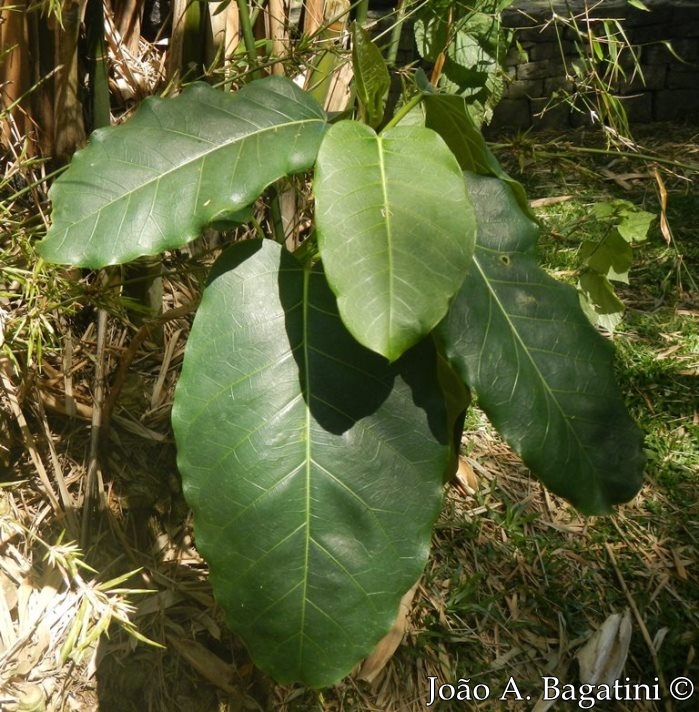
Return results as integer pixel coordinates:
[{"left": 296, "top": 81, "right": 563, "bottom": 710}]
[
  {"left": 592, "top": 199, "right": 655, "bottom": 243},
  {"left": 422, "top": 93, "right": 532, "bottom": 217},
  {"left": 314, "top": 120, "right": 475, "bottom": 362},
  {"left": 37, "top": 77, "right": 327, "bottom": 267},
  {"left": 578, "top": 270, "right": 625, "bottom": 332},
  {"left": 627, "top": 0, "right": 650, "bottom": 11},
  {"left": 591, "top": 36, "right": 605, "bottom": 61},
  {"left": 413, "top": 14, "right": 447, "bottom": 63},
  {"left": 423, "top": 94, "right": 492, "bottom": 172},
  {"left": 437, "top": 174, "right": 645, "bottom": 515},
  {"left": 616, "top": 208, "right": 655, "bottom": 244},
  {"left": 580, "top": 231, "right": 633, "bottom": 283},
  {"left": 351, "top": 22, "right": 390, "bottom": 129},
  {"left": 444, "top": 31, "right": 491, "bottom": 90},
  {"left": 172, "top": 239, "right": 449, "bottom": 687},
  {"left": 413, "top": 2, "right": 513, "bottom": 123}
]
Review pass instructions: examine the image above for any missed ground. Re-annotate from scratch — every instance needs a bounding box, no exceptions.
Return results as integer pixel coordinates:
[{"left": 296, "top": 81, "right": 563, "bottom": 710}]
[{"left": 0, "top": 123, "right": 697, "bottom": 711}]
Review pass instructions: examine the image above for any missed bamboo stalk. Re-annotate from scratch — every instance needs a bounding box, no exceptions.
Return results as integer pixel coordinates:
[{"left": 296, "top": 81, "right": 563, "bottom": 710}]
[
  {"left": 225, "top": 2, "right": 241, "bottom": 57},
  {"left": 167, "top": 0, "right": 187, "bottom": 80},
  {"left": 267, "top": 0, "right": 288, "bottom": 76},
  {"left": 168, "top": 0, "right": 205, "bottom": 81},
  {"left": 206, "top": 1, "right": 242, "bottom": 88},
  {"left": 0, "top": 0, "right": 31, "bottom": 148},
  {"left": 29, "top": 10, "right": 57, "bottom": 157},
  {"left": 305, "top": 0, "right": 351, "bottom": 109},
  {"left": 236, "top": 0, "right": 261, "bottom": 76},
  {"left": 81, "top": 304, "right": 107, "bottom": 549},
  {"left": 112, "top": 0, "right": 141, "bottom": 55},
  {"left": 53, "top": 0, "right": 86, "bottom": 163},
  {"left": 304, "top": 0, "right": 324, "bottom": 36},
  {"left": 355, "top": 0, "right": 369, "bottom": 27},
  {"left": 385, "top": 0, "right": 406, "bottom": 67},
  {"left": 206, "top": 1, "right": 228, "bottom": 73},
  {"left": 85, "top": 0, "right": 110, "bottom": 131}
]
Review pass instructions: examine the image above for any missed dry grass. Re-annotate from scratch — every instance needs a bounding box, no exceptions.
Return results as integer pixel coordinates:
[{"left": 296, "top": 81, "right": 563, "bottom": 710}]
[
  {"left": 1, "top": 254, "right": 697, "bottom": 711},
  {"left": 1, "top": 37, "right": 698, "bottom": 712}
]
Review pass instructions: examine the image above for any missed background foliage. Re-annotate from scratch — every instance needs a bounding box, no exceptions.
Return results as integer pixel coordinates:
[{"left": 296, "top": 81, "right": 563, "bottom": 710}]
[{"left": 1, "top": 1, "right": 697, "bottom": 709}]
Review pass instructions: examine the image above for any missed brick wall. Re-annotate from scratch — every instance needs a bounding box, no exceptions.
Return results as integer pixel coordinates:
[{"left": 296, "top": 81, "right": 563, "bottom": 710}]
[{"left": 490, "top": 0, "right": 699, "bottom": 130}]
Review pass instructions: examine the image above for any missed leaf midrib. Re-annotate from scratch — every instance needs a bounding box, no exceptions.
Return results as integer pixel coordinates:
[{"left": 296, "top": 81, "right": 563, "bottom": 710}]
[
  {"left": 473, "top": 248, "right": 599, "bottom": 473},
  {"left": 376, "top": 135, "right": 394, "bottom": 351},
  {"left": 55, "top": 116, "right": 324, "bottom": 235},
  {"left": 300, "top": 264, "right": 312, "bottom": 665}
]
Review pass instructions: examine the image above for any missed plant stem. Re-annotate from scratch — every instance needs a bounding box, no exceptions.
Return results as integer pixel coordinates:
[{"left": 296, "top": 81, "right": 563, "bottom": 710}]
[
  {"left": 355, "top": 0, "right": 369, "bottom": 26},
  {"left": 268, "top": 185, "right": 286, "bottom": 245},
  {"left": 385, "top": 0, "right": 406, "bottom": 68},
  {"left": 85, "top": 0, "right": 110, "bottom": 131},
  {"left": 236, "top": 0, "right": 261, "bottom": 77},
  {"left": 382, "top": 91, "right": 423, "bottom": 130}
]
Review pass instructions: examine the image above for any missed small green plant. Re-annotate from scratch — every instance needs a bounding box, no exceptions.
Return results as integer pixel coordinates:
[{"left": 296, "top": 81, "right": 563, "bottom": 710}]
[
  {"left": 541, "top": 0, "right": 648, "bottom": 146},
  {"left": 533, "top": 194, "right": 656, "bottom": 332},
  {"left": 36, "top": 29, "right": 645, "bottom": 688},
  {"left": 577, "top": 198, "right": 655, "bottom": 331},
  {"left": 0, "top": 152, "right": 78, "bottom": 368},
  {"left": 413, "top": 0, "right": 514, "bottom": 125}
]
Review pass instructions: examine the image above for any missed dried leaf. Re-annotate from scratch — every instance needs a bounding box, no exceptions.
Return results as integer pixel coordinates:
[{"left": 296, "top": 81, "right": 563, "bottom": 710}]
[
  {"left": 14, "top": 683, "right": 46, "bottom": 712},
  {"left": 14, "top": 622, "right": 51, "bottom": 676},
  {"left": 0, "top": 570, "right": 17, "bottom": 650},
  {"left": 455, "top": 457, "right": 478, "bottom": 493},
  {"left": 652, "top": 627, "right": 670, "bottom": 653},
  {"left": 576, "top": 609, "right": 632, "bottom": 685},
  {"left": 654, "top": 168, "right": 672, "bottom": 245},
  {"left": 529, "top": 195, "right": 573, "bottom": 208},
  {"left": 167, "top": 635, "right": 240, "bottom": 697},
  {"left": 358, "top": 582, "right": 419, "bottom": 683}
]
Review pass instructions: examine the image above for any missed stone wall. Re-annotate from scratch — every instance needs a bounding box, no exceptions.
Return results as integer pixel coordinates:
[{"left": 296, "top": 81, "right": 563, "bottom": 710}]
[{"left": 490, "top": 0, "right": 699, "bottom": 131}]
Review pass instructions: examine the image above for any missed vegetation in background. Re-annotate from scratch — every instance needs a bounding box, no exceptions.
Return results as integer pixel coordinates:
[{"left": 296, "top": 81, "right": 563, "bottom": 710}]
[
  {"left": 538, "top": 0, "right": 648, "bottom": 147},
  {"left": 1, "top": 1, "right": 697, "bottom": 709},
  {"left": 413, "top": 0, "right": 515, "bottom": 125}
]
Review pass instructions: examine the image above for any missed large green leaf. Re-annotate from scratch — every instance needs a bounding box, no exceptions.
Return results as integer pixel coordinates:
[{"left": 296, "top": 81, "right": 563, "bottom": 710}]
[
  {"left": 172, "top": 239, "right": 449, "bottom": 687},
  {"left": 422, "top": 93, "right": 532, "bottom": 217},
  {"left": 37, "top": 77, "right": 327, "bottom": 267},
  {"left": 437, "top": 174, "right": 645, "bottom": 514},
  {"left": 314, "top": 120, "right": 476, "bottom": 362}
]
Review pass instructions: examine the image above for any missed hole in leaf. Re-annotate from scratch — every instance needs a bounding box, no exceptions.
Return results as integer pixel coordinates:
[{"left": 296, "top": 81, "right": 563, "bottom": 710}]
[{"left": 500, "top": 254, "right": 511, "bottom": 266}]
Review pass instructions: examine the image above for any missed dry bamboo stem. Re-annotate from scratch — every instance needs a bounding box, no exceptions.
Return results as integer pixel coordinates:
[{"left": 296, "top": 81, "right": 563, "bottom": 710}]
[
  {"left": 304, "top": 0, "right": 324, "bottom": 36},
  {"left": 267, "top": 0, "right": 288, "bottom": 76},
  {"left": 80, "top": 306, "right": 107, "bottom": 549},
  {"left": 0, "top": 360, "right": 62, "bottom": 518}
]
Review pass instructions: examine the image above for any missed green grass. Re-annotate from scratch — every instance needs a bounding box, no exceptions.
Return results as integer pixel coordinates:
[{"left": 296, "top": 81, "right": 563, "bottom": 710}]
[
  {"left": 271, "top": 132, "right": 699, "bottom": 710},
  {"left": 2, "top": 110, "right": 698, "bottom": 710},
  {"left": 528, "top": 154, "right": 699, "bottom": 513}
]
